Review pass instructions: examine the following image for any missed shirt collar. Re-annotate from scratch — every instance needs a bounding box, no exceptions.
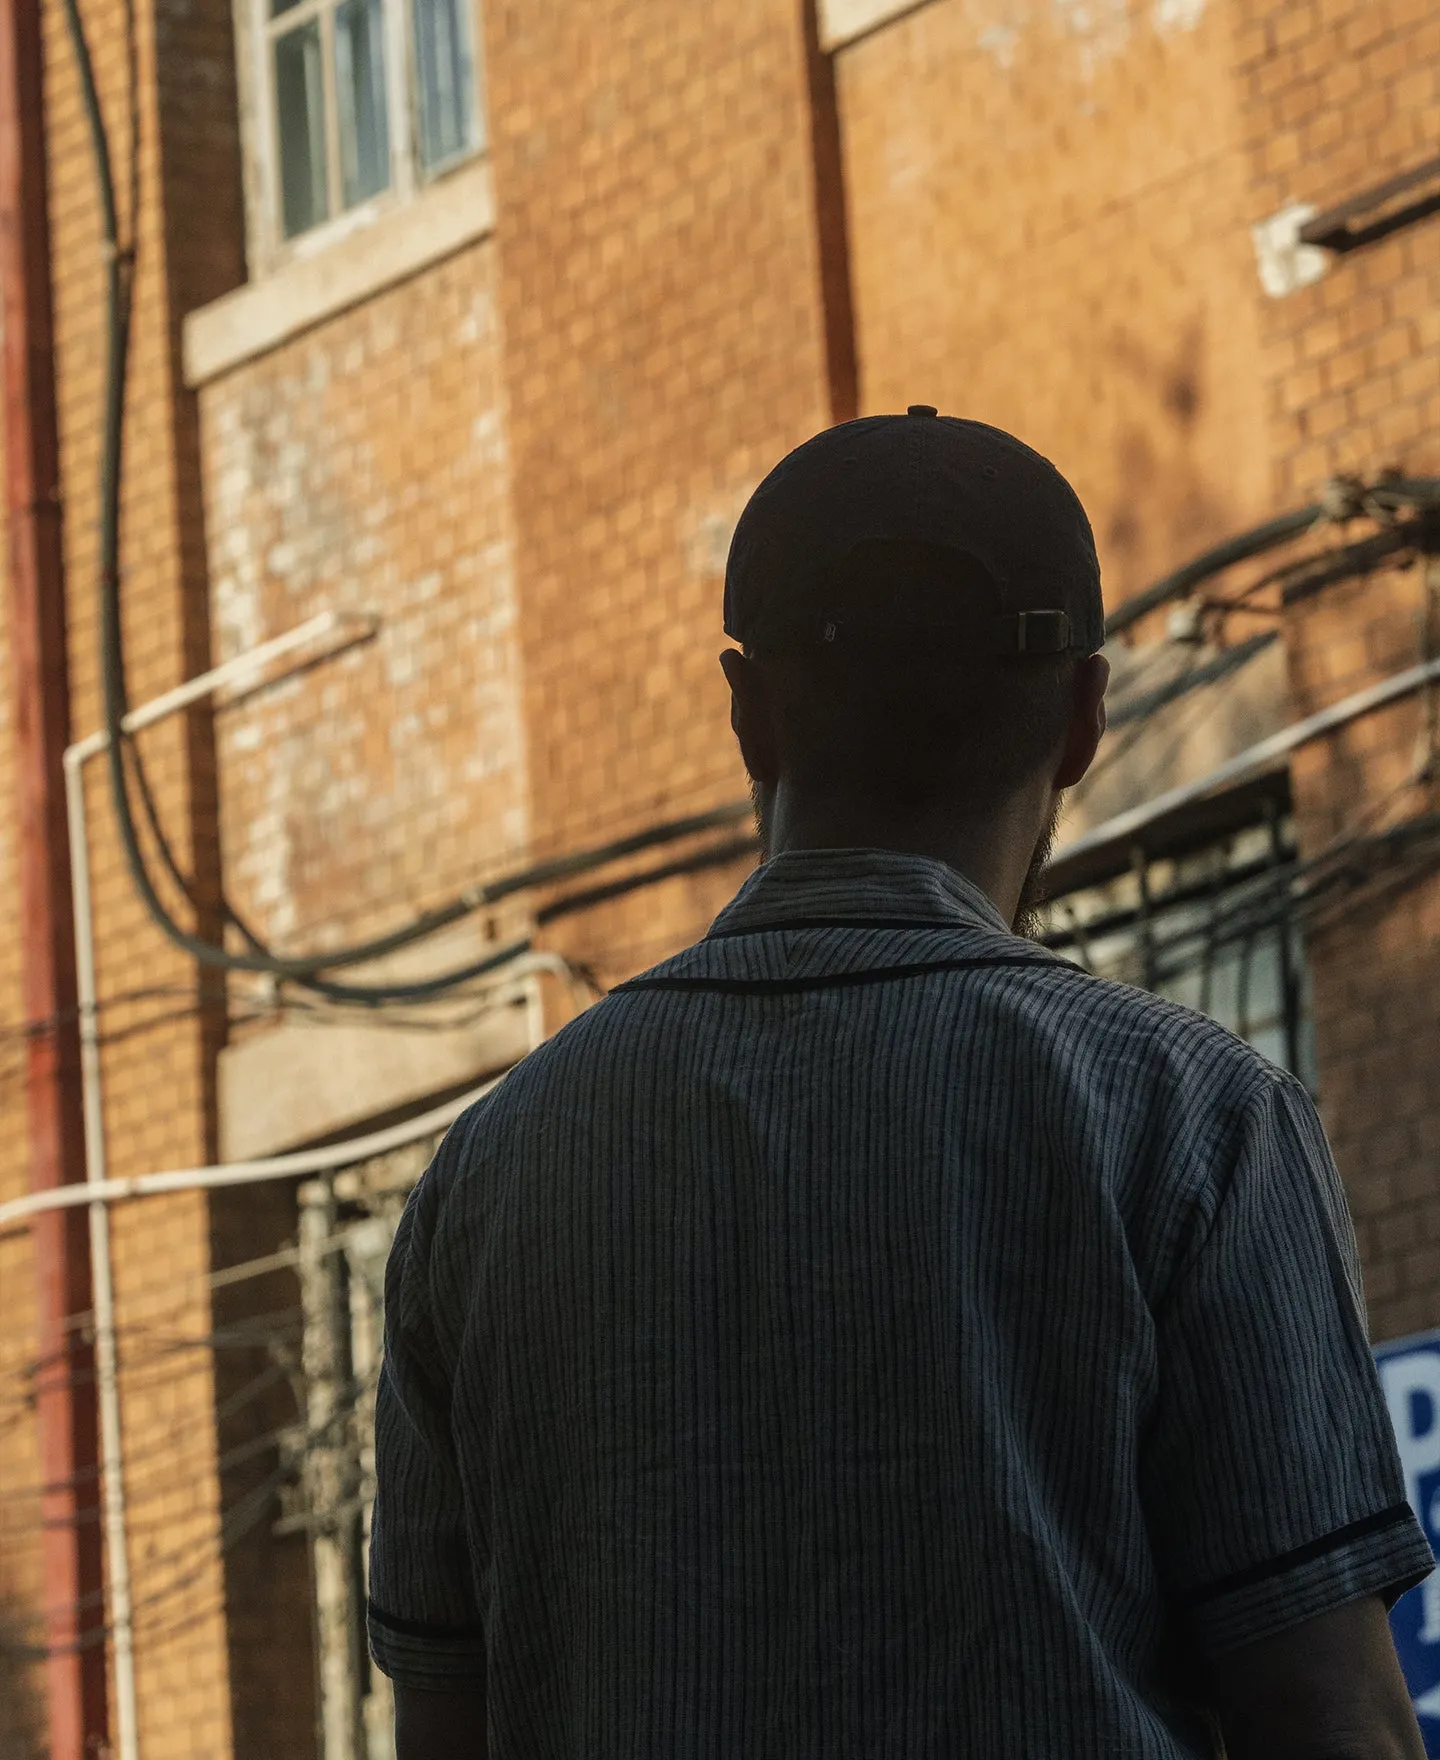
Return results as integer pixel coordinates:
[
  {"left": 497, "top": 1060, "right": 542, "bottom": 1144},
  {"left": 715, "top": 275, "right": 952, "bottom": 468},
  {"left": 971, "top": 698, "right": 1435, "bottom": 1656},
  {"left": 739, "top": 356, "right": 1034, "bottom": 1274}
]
[{"left": 707, "top": 848, "right": 1012, "bottom": 938}]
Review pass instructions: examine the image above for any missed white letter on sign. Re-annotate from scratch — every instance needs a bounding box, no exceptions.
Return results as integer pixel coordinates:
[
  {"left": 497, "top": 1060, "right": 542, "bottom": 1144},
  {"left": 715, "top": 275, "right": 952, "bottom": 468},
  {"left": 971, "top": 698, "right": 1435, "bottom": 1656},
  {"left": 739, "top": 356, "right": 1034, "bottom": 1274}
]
[{"left": 1381, "top": 1353, "right": 1440, "bottom": 1520}]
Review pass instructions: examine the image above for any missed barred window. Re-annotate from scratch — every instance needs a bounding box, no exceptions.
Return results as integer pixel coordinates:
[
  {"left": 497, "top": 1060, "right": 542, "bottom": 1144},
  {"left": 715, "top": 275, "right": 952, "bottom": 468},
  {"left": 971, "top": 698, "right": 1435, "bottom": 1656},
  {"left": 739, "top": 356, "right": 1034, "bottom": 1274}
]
[{"left": 1038, "top": 778, "right": 1317, "bottom": 1088}]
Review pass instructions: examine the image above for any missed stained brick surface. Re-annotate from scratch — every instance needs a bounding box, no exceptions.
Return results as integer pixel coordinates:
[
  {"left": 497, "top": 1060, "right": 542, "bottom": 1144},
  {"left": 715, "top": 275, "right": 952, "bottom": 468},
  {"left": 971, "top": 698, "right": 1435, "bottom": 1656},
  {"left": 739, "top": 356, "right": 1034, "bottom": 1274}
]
[
  {"left": 199, "top": 241, "right": 530, "bottom": 953},
  {"left": 483, "top": 0, "right": 832, "bottom": 968},
  {"left": 3, "top": 0, "right": 246, "bottom": 1743},
  {"left": 838, "top": 0, "right": 1274, "bottom": 605}
]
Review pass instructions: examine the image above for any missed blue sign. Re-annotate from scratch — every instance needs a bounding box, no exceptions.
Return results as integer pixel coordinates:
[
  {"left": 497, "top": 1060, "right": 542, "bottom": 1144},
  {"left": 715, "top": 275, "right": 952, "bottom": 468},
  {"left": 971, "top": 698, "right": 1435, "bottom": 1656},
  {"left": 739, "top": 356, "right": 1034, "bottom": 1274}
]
[{"left": 1377, "top": 1330, "right": 1440, "bottom": 1749}]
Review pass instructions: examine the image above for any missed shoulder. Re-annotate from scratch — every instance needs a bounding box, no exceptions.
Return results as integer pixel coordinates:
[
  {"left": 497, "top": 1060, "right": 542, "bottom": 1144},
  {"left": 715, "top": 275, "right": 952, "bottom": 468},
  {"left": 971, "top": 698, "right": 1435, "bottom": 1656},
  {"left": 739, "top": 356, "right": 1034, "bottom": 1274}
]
[
  {"left": 428, "top": 987, "right": 659, "bottom": 1169},
  {"left": 989, "top": 957, "right": 1305, "bottom": 1210},
  {"left": 1013, "top": 953, "right": 1283, "bottom": 1095}
]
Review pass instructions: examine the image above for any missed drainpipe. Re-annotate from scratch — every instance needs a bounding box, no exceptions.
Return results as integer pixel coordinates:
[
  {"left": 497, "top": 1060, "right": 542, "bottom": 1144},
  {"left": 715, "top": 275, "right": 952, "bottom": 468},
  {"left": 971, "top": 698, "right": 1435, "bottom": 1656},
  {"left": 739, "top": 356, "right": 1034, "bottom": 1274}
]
[
  {"left": 0, "top": 0, "right": 109, "bottom": 1754},
  {"left": 801, "top": 0, "right": 859, "bottom": 423}
]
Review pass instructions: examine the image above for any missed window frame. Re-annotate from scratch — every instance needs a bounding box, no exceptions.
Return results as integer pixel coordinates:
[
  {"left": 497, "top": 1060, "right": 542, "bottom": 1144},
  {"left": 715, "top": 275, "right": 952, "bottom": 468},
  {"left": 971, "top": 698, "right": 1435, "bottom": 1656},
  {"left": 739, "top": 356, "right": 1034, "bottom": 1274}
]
[
  {"left": 1038, "top": 773, "right": 1317, "bottom": 1089},
  {"left": 235, "top": 0, "right": 485, "bottom": 278}
]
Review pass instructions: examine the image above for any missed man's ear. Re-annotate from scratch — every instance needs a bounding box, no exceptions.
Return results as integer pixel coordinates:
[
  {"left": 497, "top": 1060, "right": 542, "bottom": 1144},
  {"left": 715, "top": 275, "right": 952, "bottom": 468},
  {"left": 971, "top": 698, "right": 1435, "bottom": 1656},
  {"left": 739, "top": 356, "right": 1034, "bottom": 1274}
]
[
  {"left": 1053, "top": 652, "right": 1110, "bottom": 791},
  {"left": 719, "top": 648, "right": 780, "bottom": 786}
]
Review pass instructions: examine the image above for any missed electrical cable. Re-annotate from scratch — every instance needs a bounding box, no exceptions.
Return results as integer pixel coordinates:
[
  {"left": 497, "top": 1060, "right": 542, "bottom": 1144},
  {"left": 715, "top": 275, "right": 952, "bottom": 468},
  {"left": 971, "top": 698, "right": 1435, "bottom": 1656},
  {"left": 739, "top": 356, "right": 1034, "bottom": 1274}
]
[
  {"left": 1044, "top": 790, "right": 1440, "bottom": 985},
  {"left": 1072, "top": 641, "right": 1240, "bottom": 796},
  {"left": 1105, "top": 632, "right": 1278, "bottom": 729},
  {"left": 535, "top": 832, "right": 758, "bottom": 927},
  {"left": 0, "top": 1352, "right": 381, "bottom": 1657},
  {"left": 1104, "top": 482, "right": 1440, "bottom": 642},
  {"left": 1104, "top": 505, "right": 1325, "bottom": 639}
]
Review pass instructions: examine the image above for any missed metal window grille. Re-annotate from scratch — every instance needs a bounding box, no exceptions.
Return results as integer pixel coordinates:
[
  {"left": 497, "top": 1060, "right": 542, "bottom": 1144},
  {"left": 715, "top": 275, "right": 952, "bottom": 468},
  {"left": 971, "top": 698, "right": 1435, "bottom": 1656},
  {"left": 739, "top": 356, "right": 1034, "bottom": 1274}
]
[{"left": 1038, "top": 795, "right": 1316, "bottom": 1089}]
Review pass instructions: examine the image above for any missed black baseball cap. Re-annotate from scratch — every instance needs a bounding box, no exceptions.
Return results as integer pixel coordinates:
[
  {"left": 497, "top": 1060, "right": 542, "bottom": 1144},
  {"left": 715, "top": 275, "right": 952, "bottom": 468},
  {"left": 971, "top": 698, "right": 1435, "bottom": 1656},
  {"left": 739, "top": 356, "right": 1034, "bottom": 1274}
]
[{"left": 724, "top": 407, "right": 1104, "bottom": 658}]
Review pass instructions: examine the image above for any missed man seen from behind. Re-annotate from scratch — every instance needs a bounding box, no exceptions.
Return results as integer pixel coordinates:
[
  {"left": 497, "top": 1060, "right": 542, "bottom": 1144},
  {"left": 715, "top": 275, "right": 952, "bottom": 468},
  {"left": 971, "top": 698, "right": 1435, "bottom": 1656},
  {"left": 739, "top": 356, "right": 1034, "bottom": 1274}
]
[{"left": 367, "top": 410, "right": 1433, "bottom": 1759}]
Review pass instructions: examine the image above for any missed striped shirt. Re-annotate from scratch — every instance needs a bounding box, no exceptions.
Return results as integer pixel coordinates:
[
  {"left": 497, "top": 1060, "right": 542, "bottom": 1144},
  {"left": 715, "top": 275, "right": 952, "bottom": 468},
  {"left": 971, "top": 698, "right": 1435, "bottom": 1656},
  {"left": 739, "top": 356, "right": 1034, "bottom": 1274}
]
[{"left": 368, "top": 847, "right": 1432, "bottom": 1757}]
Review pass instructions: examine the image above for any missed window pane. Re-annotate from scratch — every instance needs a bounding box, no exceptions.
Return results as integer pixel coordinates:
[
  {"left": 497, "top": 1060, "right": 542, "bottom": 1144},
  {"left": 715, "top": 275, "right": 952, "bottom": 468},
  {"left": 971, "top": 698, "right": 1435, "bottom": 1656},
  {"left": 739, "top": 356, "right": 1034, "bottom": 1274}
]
[
  {"left": 275, "top": 22, "right": 329, "bottom": 238},
  {"left": 335, "top": 0, "right": 391, "bottom": 208},
  {"left": 412, "top": 0, "right": 476, "bottom": 171},
  {"left": 1037, "top": 809, "right": 1315, "bottom": 1088}
]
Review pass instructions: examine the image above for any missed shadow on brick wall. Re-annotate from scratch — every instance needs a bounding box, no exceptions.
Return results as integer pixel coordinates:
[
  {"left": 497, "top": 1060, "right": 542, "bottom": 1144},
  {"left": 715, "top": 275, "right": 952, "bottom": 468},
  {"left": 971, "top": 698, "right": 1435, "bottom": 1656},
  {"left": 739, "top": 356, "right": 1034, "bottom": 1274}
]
[{"left": 0, "top": 1589, "right": 44, "bottom": 1760}]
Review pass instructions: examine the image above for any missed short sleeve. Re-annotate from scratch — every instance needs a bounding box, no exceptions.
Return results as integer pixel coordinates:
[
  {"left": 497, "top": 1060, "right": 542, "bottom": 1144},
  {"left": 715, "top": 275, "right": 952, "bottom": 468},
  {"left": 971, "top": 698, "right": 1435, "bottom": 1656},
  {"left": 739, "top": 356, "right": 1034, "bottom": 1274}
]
[
  {"left": 367, "top": 1143, "right": 487, "bottom": 1689},
  {"left": 1140, "top": 1072, "right": 1433, "bottom": 1656}
]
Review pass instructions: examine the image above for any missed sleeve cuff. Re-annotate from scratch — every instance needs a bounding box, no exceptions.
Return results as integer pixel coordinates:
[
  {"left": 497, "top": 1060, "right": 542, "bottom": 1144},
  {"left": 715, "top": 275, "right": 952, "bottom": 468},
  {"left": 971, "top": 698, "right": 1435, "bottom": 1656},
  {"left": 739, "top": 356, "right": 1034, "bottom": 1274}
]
[
  {"left": 367, "top": 1600, "right": 487, "bottom": 1689},
  {"left": 1178, "top": 1503, "right": 1436, "bottom": 1655}
]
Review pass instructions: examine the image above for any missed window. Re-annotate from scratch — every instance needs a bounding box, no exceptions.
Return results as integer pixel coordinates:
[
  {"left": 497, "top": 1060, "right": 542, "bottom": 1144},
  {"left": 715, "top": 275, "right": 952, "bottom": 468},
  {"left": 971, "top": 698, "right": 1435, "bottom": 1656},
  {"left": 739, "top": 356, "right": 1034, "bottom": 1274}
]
[
  {"left": 1038, "top": 785, "right": 1317, "bottom": 1089},
  {"left": 255, "top": 0, "right": 483, "bottom": 255}
]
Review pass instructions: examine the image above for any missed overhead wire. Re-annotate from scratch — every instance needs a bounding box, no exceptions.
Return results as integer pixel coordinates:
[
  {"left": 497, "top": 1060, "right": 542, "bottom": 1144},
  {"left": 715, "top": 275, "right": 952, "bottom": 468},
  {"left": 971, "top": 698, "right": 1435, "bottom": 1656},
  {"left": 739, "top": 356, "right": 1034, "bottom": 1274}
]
[
  {"left": 1103, "top": 505, "right": 1326, "bottom": 639},
  {"left": 1103, "top": 477, "right": 1440, "bottom": 643},
  {"left": 1044, "top": 778, "right": 1440, "bottom": 985},
  {"left": 0, "top": 1340, "right": 381, "bottom": 1658}
]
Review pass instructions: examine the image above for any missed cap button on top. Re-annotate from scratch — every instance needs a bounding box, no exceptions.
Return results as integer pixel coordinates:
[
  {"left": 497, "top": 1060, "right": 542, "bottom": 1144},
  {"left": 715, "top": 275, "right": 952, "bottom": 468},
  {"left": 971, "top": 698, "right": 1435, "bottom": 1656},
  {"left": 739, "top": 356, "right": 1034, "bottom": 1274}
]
[{"left": 907, "top": 404, "right": 938, "bottom": 417}]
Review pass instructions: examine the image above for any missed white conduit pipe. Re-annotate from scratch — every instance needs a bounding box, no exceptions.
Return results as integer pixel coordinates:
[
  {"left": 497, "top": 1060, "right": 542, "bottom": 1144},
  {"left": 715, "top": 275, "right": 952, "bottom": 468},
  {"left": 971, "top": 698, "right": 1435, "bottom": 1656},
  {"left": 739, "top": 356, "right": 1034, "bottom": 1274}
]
[
  {"left": 63, "top": 710, "right": 137, "bottom": 1759},
  {"left": 0, "top": 1066, "right": 508, "bottom": 1231},
  {"left": 54, "top": 611, "right": 373, "bottom": 1760}
]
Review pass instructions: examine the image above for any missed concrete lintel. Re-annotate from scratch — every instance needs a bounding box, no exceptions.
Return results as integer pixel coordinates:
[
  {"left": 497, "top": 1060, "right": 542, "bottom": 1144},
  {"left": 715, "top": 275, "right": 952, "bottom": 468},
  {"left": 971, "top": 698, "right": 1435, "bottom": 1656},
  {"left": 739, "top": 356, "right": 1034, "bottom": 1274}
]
[
  {"left": 183, "top": 156, "right": 496, "bottom": 387},
  {"left": 218, "top": 1000, "right": 533, "bottom": 1163},
  {"left": 218, "top": 916, "right": 538, "bottom": 1161},
  {"left": 1061, "top": 636, "right": 1291, "bottom": 849}
]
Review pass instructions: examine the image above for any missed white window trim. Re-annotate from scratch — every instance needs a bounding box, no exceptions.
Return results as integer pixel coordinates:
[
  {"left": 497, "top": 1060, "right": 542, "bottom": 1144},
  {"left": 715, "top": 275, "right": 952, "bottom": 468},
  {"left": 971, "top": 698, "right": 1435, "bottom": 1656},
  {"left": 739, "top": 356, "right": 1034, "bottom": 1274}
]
[
  {"left": 233, "top": 0, "right": 485, "bottom": 279},
  {"left": 183, "top": 152, "right": 495, "bottom": 385}
]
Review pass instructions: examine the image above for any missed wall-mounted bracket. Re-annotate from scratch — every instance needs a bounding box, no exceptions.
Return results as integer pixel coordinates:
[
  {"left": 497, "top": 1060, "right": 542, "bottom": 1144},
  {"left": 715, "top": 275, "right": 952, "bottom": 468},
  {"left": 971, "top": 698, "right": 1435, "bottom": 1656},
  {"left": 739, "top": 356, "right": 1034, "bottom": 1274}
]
[{"left": 1299, "top": 154, "right": 1440, "bottom": 255}]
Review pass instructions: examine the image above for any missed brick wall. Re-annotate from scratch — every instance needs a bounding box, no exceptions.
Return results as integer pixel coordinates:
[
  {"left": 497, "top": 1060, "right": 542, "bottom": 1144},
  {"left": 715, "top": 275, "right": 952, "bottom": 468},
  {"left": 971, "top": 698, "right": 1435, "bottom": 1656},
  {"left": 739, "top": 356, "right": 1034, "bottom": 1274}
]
[
  {"left": 196, "top": 271, "right": 540, "bottom": 1726},
  {"left": 836, "top": 0, "right": 1274, "bottom": 607},
  {"left": 1232, "top": 0, "right": 1440, "bottom": 1342},
  {"left": 199, "top": 240, "right": 529, "bottom": 955},
  {"left": 15, "top": 0, "right": 247, "bottom": 1742},
  {"left": 482, "top": 0, "right": 837, "bottom": 980}
]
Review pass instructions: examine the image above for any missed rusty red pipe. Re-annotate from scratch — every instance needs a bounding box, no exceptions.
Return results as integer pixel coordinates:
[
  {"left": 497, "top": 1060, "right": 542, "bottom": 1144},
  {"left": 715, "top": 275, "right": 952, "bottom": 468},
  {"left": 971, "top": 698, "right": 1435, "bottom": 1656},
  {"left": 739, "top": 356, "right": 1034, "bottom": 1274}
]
[{"left": 0, "top": 0, "right": 109, "bottom": 1751}]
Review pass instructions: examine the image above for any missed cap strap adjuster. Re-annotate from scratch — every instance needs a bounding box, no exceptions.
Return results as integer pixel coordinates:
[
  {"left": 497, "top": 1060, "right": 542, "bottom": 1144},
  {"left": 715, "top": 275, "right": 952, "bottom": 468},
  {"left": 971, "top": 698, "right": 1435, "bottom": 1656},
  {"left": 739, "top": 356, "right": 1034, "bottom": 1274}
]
[{"left": 1005, "top": 609, "right": 1071, "bottom": 655}]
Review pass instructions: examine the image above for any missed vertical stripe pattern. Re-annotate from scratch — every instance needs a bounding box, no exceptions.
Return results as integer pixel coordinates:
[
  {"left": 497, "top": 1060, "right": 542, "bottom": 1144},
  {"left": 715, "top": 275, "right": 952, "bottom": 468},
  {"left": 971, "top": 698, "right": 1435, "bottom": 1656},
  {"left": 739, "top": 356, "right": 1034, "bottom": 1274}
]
[{"left": 369, "top": 849, "right": 1432, "bottom": 1758}]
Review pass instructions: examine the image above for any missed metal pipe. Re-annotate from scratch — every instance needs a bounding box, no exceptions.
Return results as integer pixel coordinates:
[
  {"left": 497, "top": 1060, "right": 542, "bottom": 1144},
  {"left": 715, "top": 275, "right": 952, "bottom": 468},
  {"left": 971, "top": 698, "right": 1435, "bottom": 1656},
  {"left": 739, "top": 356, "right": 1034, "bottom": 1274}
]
[
  {"left": 51, "top": 608, "right": 379, "bottom": 1760},
  {"left": 801, "top": 0, "right": 858, "bottom": 422},
  {"left": 1298, "top": 152, "right": 1440, "bottom": 254},
  {"left": 299, "top": 1180, "right": 366, "bottom": 1760},
  {"left": 0, "top": 0, "right": 108, "bottom": 1748},
  {"left": 0, "top": 1064, "right": 511, "bottom": 1230},
  {"left": 64, "top": 720, "right": 139, "bottom": 1760},
  {"left": 66, "top": 608, "right": 372, "bottom": 764}
]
